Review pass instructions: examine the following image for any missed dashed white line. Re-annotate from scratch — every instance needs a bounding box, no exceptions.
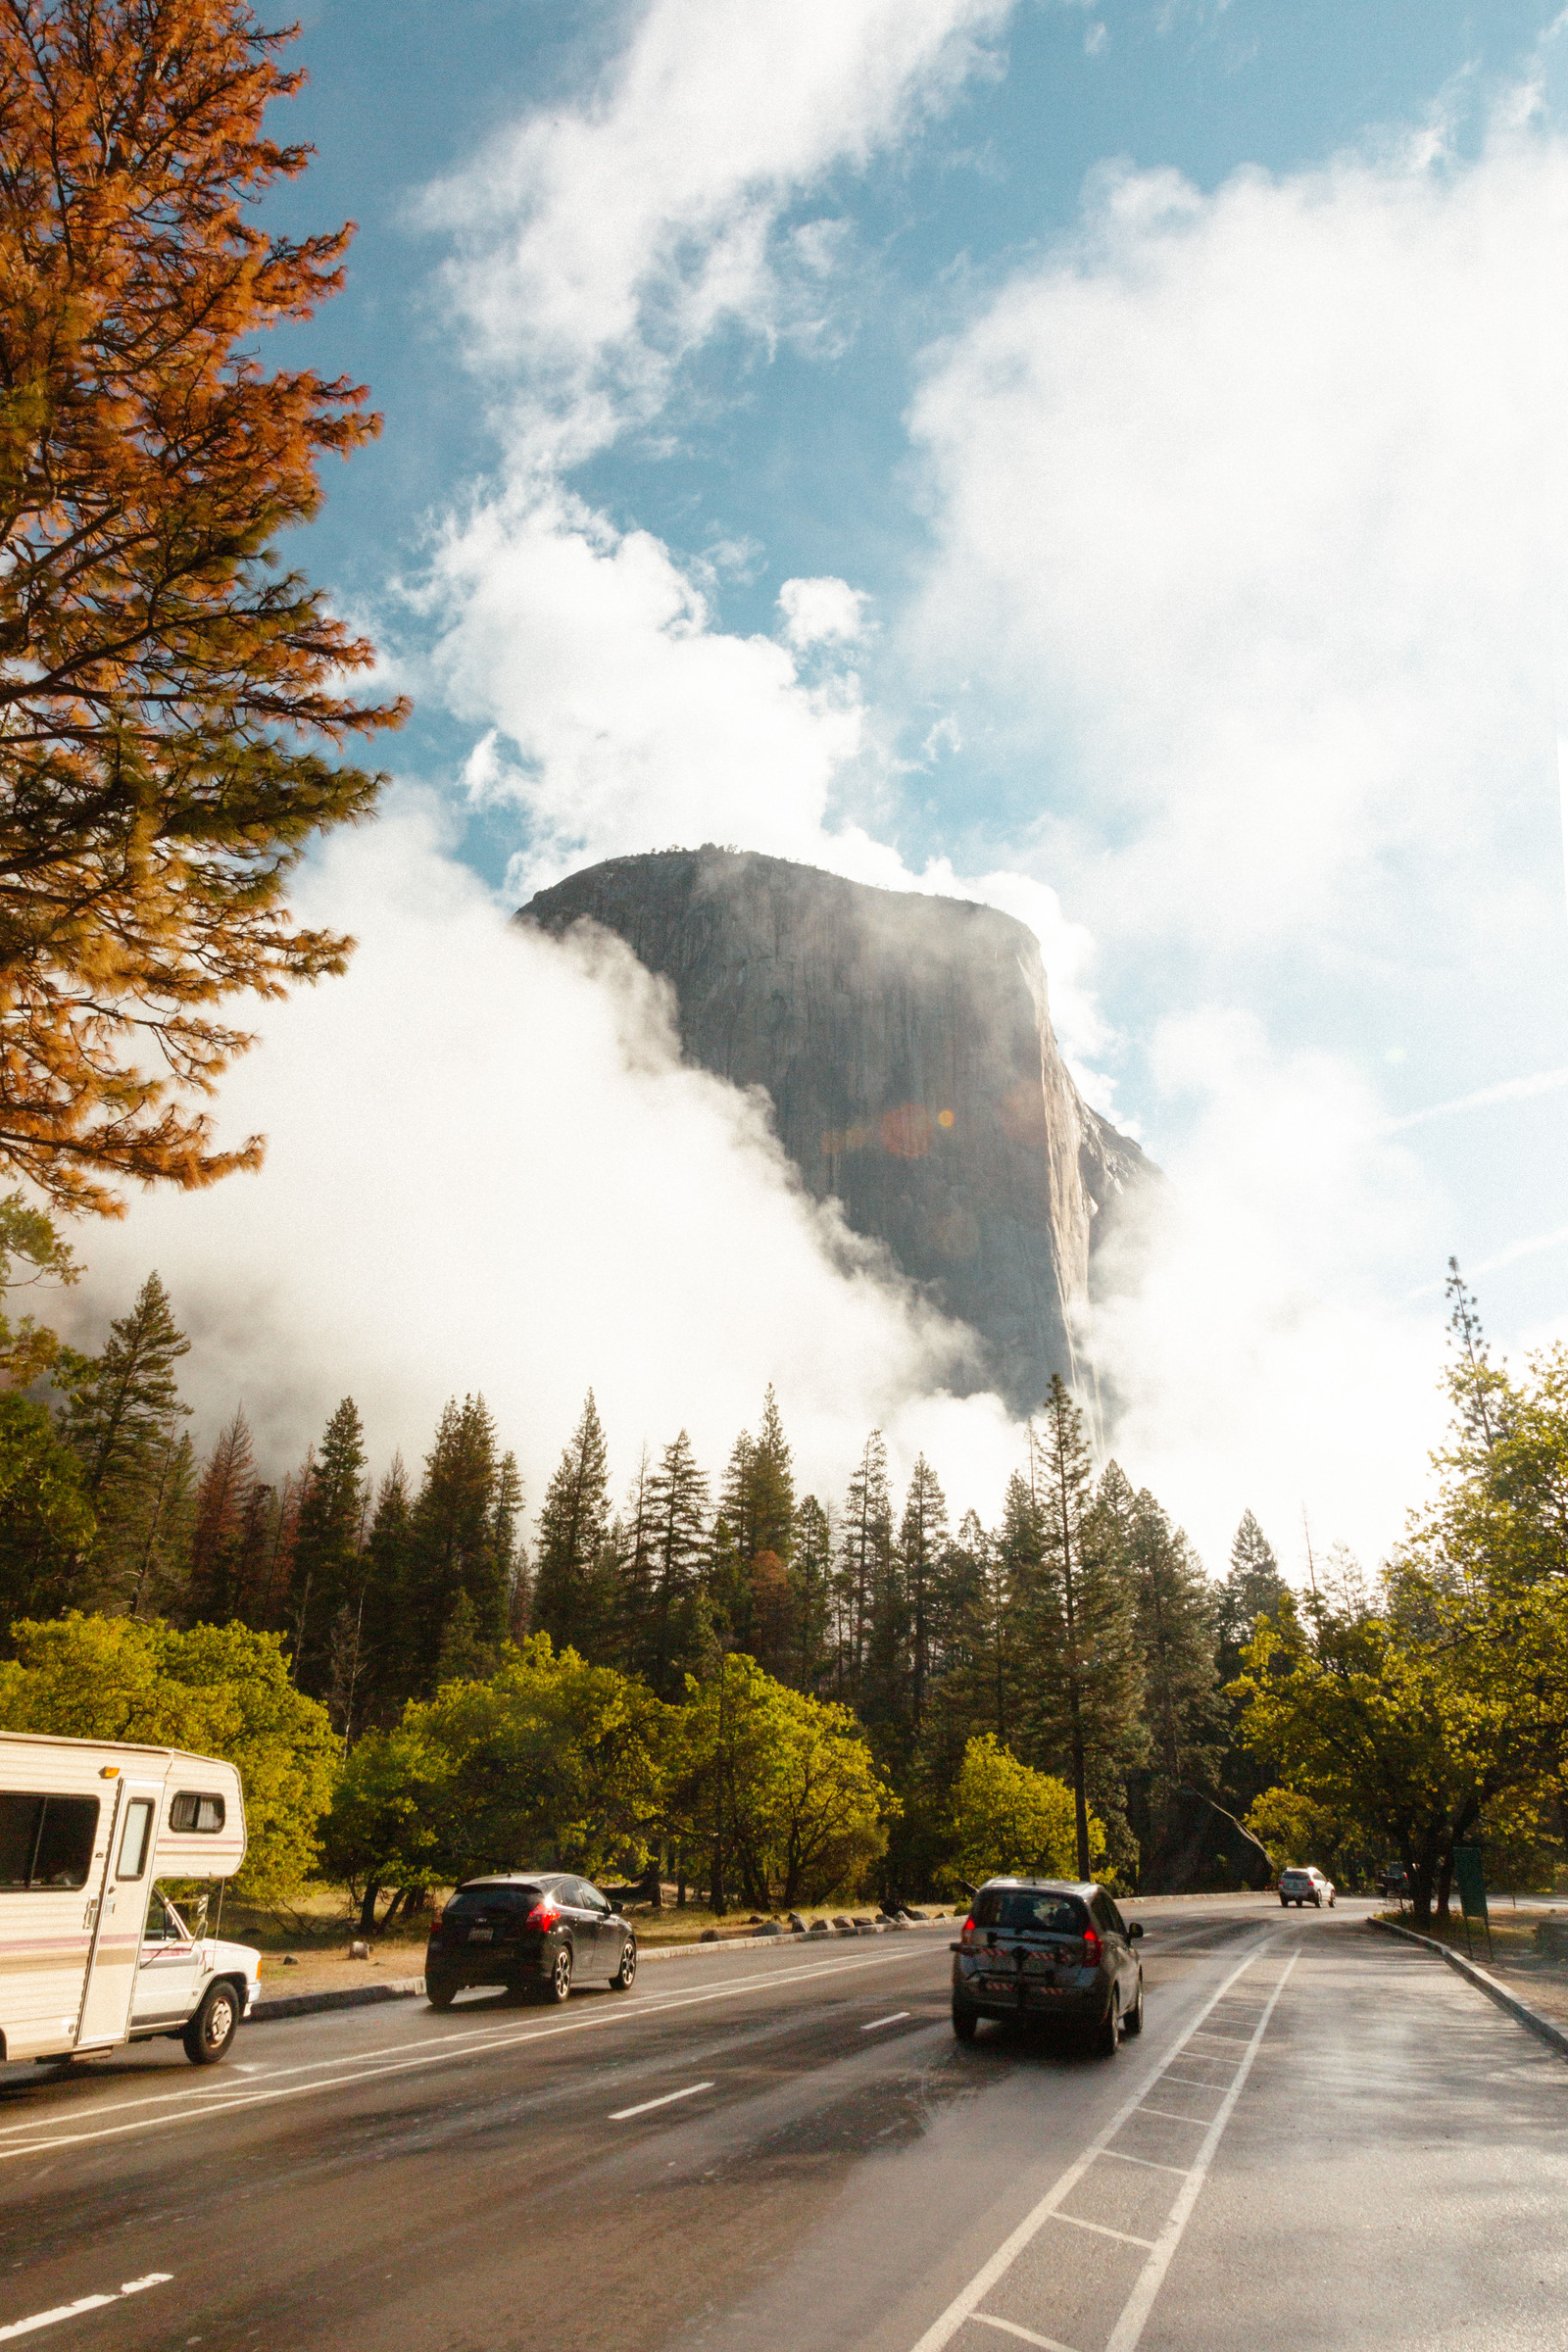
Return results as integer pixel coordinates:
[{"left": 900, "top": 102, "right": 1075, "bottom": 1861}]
[
  {"left": 860, "top": 2012, "right": 911, "bottom": 2032},
  {"left": 0, "top": 2275, "right": 172, "bottom": 2343},
  {"left": 609, "top": 2080, "right": 713, "bottom": 2122},
  {"left": 968, "top": 2318, "right": 1079, "bottom": 2352}
]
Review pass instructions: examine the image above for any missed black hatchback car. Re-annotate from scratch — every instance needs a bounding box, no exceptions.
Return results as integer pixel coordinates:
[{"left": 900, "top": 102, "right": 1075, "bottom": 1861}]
[
  {"left": 425, "top": 1873, "right": 638, "bottom": 2009},
  {"left": 952, "top": 1878, "right": 1144, "bottom": 2054}
]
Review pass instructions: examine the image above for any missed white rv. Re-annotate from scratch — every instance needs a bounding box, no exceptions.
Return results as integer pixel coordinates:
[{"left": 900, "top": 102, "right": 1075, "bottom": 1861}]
[{"left": 1, "top": 1731, "right": 262, "bottom": 2067}]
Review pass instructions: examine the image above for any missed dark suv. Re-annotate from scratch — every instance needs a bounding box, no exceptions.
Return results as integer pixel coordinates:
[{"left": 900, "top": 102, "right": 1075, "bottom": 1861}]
[
  {"left": 952, "top": 1878, "right": 1144, "bottom": 2054},
  {"left": 425, "top": 1873, "right": 638, "bottom": 2009}
]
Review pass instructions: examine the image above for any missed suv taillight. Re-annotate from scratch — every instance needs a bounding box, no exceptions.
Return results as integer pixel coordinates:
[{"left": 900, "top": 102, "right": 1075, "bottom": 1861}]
[
  {"left": 1082, "top": 1927, "right": 1102, "bottom": 1965},
  {"left": 525, "top": 1900, "right": 560, "bottom": 1932},
  {"left": 960, "top": 1915, "right": 976, "bottom": 1945},
  {"left": 430, "top": 1907, "right": 443, "bottom": 1934}
]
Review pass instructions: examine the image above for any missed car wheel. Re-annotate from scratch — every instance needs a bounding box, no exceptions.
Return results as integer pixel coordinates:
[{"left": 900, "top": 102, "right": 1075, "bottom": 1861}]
[
  {"left": 1279, "top": 1897, "right": 1288, "bottom": 1908},
  {"left": 544, "top": 1943, "right": 573, "bottom": 2004},
  {"left": 952, "top": 2000, "right": 977, "bottom": 2043},
  {"left": 426, "top": 1980, "right": 456, "bottom": 2011},
  {"left": 183, "top": 1981, "right": 239, "bottom": 2067},
  {"left": 612, "top": 1940, "right": 637, "bottom": 1990},
  {"left": 1122, "top": 1974, "right": 1144, "bottom": 2036},
  {"left": 1092, "top": 1988, "right": 1121, "bottom": 2058}
]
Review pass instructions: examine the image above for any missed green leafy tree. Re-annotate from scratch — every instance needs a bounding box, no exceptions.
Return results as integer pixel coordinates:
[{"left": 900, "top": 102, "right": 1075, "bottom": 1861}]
[
  {"left": 318, "top": 1717, "right": 452, "bottom": 1932},
  {"left": 0, "top": 1611, "right": 335, "bottom": 1898},
  {"left": 947, "top": 1733, "right": 1102, "bottom": 1889},
  {"left": 671, "top": 1652, "right": 891, "bottom": 1910},
  {"left": 0, "top": 1189, "right": 80, "bottom": 1384},
  {"left": 0, "top": 1391, "right": 95, "bottom": 1627}
]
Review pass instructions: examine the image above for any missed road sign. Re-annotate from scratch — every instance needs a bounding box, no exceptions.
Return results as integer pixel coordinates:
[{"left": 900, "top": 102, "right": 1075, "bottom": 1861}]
[{"left": 1452, "top": 1846, "right": 1492, "bottom": 1960}]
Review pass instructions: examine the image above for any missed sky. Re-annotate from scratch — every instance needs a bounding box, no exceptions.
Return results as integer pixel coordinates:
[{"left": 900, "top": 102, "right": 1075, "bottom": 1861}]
[{"left": 63, "top": 0, "right": 1568, "bottom": 1579}]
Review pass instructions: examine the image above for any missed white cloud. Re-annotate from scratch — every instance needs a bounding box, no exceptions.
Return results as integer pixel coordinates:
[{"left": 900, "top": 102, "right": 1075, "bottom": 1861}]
[
  {"left": 424, "top": 0, "right": 1014, "bottom": 465},
  {"left": 64, "top": 802, "right": 1028, "bottom": 1527},
  {"left": 778, "top": 574, "right": 869, "bottom": 650}
]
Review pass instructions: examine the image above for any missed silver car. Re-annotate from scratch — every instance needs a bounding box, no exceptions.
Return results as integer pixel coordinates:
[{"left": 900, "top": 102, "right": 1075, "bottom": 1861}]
[{"left": 1279, "top": 1866, "right": 1335, "bottom": 1909}]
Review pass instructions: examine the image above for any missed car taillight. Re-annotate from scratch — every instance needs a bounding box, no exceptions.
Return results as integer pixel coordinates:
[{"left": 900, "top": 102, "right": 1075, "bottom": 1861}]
[
  {"left": 1082, "top": 1928, "right": 1102, "bottom": 1965},
  {"left": 525, "top": 1901, "right": 560, "bottom": 1932},
  {"left": 960, "top": 1915, "right": 976, "bottom": 1945},
  {"left": 430, "top": 1908, "right": 443, "bottom": 1933}
]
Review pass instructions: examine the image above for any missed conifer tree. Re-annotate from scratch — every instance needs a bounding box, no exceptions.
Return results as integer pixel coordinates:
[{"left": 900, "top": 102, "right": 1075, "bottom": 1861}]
[
  {"left": 357, "top": 1456, "right": 413, "bottom": 1721},
  {"left": 638, "top": 1430, "right": 710, "bottom": 1700},
  {"left": 899, "top": 1455, "right": 950, "bottom": 1731},
  {"left": 1101, "top": 1470, "right": 1223, "bottom": 1809},
  {"left": 406, "top": 1396, "right": 512, "bottom": 1689},
  {"left": 122, "top": 1429, "right": 197, "bottom": 1620},
  {"left": 532, "top": 1391, "right": 611, "bottom": 1657},
  {"left": 289, "top": 1398, "right": 368, "bottom": 1696},
  {"left": 834, "top": 1431, "right": 891, "bottom": 1702},
  {"left": 1219, "top": 1510, "right": 1290, "bottom": 1669},
  {"left": 183, "top": 1408, "right": 256, "bottom": 1623},
  {"left": 788, "top": 1494, "right": 834, "bottom": 1694},
  {"left": 65, "top": 1271, "right": 191, "bottom": 1604},
  {"left": 1024, "top": 1378, "right": 1143, "bottom": 1880}
]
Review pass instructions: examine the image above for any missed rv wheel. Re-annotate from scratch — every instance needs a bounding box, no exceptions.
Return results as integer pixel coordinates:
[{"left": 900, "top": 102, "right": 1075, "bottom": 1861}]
[{"left": 183, "top": 1982, "right": 240, "bottom": 2066}]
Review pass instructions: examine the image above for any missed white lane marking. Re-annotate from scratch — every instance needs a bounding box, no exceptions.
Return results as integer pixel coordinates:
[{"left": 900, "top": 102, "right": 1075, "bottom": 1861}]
[
  {"left": 969, "top": 2318, "right": 1080, "bottom": 2352},
  {"left": 860, "top": 2012, "right": 911, "bottom": 2032},
  {"left": 1, "top": 1943, "right": 935, "bottom": 2165},
  {"left": 1131, "top": 2107, "right": 1213, "bottom": 2127},
  {"left": 1098, "top": 2151, "right": 1191, "bottom": 2179},
  {"left": 1051, "top": 2215, "right": 1154, "bottom": 2249},
  {"left": 0, "top": 2276, "right": 172, "bottom": 2342},
  {"left": 906, "top": 1935, "right": 1276, "bottom": 2352},
  {"left": 609, "top": 2080, "right": 713, "bottom": 2122},
  {"left": 1102, "top": 1958, "right": 1298, "bottom": 2352}
]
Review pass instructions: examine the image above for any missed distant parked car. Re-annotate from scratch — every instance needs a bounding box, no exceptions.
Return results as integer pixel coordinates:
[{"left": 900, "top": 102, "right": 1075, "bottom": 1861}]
[
  {"left": 1279, "top": 1866, "right": 1335, "bottom": 1909},
  {"left": 1375, "top": 1861, "right": 1409, "bottom": 1898},
  {"left": 424, "top": 1873, "right": 638, "bottom": 2008},
  {"left": 951, "top": 1878, "right": 1144, "bottom": 2055}
]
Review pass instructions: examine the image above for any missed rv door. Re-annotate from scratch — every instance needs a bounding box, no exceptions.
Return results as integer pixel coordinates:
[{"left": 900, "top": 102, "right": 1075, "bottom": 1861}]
[{"left": 76, "top": 1781, "right": 160, "bottom": 2050}]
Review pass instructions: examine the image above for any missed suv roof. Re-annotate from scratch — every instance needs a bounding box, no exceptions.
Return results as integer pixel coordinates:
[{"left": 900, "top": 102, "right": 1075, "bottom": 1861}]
[{"left": 981, "top": 1876, "right": 1099, "bottom": 1895}]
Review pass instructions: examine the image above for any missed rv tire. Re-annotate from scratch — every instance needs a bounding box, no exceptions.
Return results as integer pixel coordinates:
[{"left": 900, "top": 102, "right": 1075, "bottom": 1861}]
[{"left": 183, "top": 1980, "right": 240, "bottom": 2066}]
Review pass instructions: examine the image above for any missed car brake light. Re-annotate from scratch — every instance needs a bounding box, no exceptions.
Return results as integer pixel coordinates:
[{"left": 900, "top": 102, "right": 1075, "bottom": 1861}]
[
  {"left": 960, "top": 1916, "right": 976, "bottom": 1944},
  {"left": 525, "top": 1900, "right": 560, "bottom": 1931},
  {"left": 1082, "top": 1927, "right": 1102, "bottom": 1964},
  {"left": 430, "top": 1908, "right": 443, "bottom": 1932}
]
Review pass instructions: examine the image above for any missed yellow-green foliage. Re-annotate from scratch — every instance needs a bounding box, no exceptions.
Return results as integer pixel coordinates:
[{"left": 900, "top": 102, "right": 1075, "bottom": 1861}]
[
  {"left": 0, "top": 1613, "right": 336, "bottom": 1901},
  {"left": 948, "top": 1733, "right": 1103, "bottom": 1887}
]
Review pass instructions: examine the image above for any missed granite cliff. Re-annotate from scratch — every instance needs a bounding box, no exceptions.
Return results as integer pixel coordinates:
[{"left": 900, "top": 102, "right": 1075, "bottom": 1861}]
[{"left": 519, "top": 848, "right": 1155, "bottom": 1413}]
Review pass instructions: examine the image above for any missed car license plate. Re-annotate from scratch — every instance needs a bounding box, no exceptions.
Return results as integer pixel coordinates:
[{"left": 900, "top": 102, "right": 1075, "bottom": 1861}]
[{"left": 466, "top": 1927, "right": 493, "bottom": 1943}]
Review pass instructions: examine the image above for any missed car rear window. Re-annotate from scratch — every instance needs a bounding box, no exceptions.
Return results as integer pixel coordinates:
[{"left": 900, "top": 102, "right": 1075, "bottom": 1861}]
[
  {"left": 972, "top": 1889, "right": 1088, "bottom": 1935},
  {"left": 447, "top": 1884, "right": 544, "bottom": 1917}
]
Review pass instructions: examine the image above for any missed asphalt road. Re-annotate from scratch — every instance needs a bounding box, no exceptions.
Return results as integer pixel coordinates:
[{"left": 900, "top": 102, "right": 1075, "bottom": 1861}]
[{"left": 2, "top": 1897, "right": 1565, "bottom": 2352}]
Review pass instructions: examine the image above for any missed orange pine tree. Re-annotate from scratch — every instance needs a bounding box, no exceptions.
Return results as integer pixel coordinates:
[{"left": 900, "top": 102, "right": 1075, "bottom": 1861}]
[{"left": 0, "top": 0, "right": 408, "bottom": 1211}]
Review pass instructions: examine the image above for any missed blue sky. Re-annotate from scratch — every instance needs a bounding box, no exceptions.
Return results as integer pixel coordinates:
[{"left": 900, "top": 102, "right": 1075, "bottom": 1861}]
[{"left": 75, "top": 0, "right": 1568, "bottom": 1567}]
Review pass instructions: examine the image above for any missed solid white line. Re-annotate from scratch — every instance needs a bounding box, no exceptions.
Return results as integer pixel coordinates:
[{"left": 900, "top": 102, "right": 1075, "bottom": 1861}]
[
  {"left": 0, "top": 2276, "right": 172, "bottom": 2343},
  {"left": 1132, "top": 2107, "right": 1213, "bottom": 2127},
  {"left": 905, "top": 1936, "right": 1276, "bottom": 2352},
  {"left": 1, "top": 1943, "right": 935, "bottom": 2165},
  {"left": 1050, "top": 2215, "right": 1154, "bottom": 2249},
  {"left": 1098, "top": 2151, "right": 1192, "bottom": 2179},
  {"left": 861, "top": 2012, "right": 911, "bottom": 2032},
  {"left": 1102, "top": 1958, "right": 1298, "bottom": 2352},
  {"left": 609, "top": 2080, "right": 713, "bottom": 2122},
  {"left": 969, "top": 2317, "right": 1080, "bottom": 2352}
]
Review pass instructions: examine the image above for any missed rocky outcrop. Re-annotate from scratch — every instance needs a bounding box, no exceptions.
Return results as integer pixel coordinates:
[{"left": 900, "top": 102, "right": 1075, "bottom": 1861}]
[{"left": 518, "top": 848, "right": 1156, "bottom": 1413}]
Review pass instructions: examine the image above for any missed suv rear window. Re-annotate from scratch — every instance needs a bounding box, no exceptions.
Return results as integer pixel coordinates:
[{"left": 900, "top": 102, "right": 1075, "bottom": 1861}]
[
  {"left": 973, "top": 1888, "right": 1088, "bottom": 1935},
  {"left": 447, "top": 1884, "right": 544, "bottom": 1917}
]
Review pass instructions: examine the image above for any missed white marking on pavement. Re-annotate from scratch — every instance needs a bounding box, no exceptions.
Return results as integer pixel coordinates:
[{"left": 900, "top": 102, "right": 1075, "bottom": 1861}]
[
  {"left": 609, "top": 2080, "right": 713, "bottom": 2121},
  {"left": 1131, "top": 2107, "right": 1212, "bottom": 2126},
  {"left": 860, "top": 2013, "right": 911, "bottom": 2032},
  {"left": 906, "top": 1935, "right": 1278, "bottom": 2352},
  {"left": 1098, "top": 2151, "right": 1191, "bottom": 2179},
  {"left": 0, "top": 2276, "right": 172, "bottom": 2342},
  {"left": 1, "top": 1943, "right": 934, "bottom": 2165},
  {"left": 968, "top": 2318, "right": 1080, "bottom": 2352},
  {"left": 1102, "top": 1959, "right": 1298, "bottom": 2352},
  {"left": 1052, "top": 2215, "right": 1155, "bottom": 2248}
]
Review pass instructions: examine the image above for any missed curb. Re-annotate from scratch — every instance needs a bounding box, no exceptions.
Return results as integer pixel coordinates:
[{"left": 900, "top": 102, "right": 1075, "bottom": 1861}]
[
  {"left": 1368, "top": 1916, "right": 1568, "bottom": 2060},
  {"left": 246, "top": 1918, "right": 955, "bottom": 2024}
]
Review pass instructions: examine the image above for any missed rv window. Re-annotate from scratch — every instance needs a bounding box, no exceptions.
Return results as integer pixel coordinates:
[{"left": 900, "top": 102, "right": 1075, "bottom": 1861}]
[
  {"left": 0, "top": 1791, "right": 101, "bottom": 1890},
  {"left": 170, "top": 1791, "right": 225, "bottom": 1834},
  {"left": 118, "top": 1798, "right": 155, "bottom": 1880}
]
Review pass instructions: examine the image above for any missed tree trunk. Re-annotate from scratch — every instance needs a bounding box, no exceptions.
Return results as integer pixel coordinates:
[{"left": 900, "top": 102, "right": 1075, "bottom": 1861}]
[
  {"left": 1436, "top": 1850, "right": 1454, "bottom": 1923},
  {"left": 358, "top": 1881, "right": 381, "bottom": 1935},
  {"left": 1071, "top": 1729, "right": 1091, "bottom": 1882}
]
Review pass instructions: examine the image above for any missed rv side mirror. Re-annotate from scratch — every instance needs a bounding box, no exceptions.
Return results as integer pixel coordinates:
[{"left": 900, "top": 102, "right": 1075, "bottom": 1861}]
[
  {"left": 1128, "top": 1922, "right": 1144, "bottom": 1940},
  {"left": 193, "top": 1892, "right": 210, "bottom": 1939}
]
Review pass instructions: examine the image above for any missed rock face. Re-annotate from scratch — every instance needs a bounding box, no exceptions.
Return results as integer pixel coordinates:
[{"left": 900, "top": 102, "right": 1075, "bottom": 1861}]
[{"left": 518, "top": 848, "right": 1155, "bottom": 1413}]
